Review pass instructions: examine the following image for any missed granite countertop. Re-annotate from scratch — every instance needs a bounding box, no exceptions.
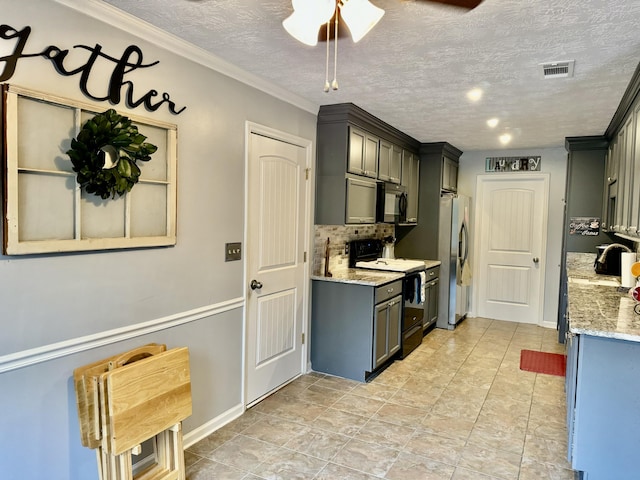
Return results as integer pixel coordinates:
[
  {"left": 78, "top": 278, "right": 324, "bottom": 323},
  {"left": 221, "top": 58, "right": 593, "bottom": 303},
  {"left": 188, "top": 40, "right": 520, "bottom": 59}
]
[
  {"left": 311, "top": 269, "right": 404, "bottom": 287},
  {"left": 312, "top": 259, "right": 440, "bottom": 286},
  {"left": 567, "top": 252, "right": 640, "bottom": 342}
]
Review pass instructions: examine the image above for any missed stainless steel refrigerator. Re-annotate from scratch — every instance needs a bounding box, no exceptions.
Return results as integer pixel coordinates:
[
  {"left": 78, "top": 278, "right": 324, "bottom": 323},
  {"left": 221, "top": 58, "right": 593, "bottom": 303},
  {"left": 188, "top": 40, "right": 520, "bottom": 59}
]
[{"left": 436, "top": 194, "right": 471, "bottom": 329}]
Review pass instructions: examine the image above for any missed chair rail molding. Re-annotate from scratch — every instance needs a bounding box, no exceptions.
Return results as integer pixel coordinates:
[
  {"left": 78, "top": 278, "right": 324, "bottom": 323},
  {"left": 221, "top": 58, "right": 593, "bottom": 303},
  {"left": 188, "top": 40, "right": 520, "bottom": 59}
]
[{"left": 0, "top": 297, "right": 244, "bottom": 374}]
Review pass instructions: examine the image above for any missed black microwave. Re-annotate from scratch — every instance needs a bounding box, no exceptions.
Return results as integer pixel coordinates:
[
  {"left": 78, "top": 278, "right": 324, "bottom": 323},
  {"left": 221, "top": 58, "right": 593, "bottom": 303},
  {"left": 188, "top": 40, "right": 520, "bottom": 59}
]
[{"left": 376, "top": 182, "right": 407, "bottom": 223}]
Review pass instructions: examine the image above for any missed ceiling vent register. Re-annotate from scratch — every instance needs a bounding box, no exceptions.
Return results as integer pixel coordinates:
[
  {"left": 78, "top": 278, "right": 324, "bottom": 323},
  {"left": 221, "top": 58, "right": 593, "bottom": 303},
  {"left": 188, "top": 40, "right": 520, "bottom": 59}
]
[{"left": 540, "top": 60, "right": 575, "bottom": 79}]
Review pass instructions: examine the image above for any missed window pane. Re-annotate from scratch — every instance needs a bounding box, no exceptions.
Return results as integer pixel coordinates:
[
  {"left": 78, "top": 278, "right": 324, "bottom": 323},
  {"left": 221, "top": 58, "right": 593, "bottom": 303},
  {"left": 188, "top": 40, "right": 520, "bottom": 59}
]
[
  {"left": 130, "top": 184, "right": 168, "bottom": 237},
  {"left": 18, "top": 173, "right": 76, "bottom": 241}
]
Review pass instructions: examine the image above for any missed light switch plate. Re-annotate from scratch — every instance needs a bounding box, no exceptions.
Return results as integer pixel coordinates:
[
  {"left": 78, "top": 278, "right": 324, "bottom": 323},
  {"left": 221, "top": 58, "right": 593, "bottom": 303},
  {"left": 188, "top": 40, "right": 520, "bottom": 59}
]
[{"left": 225, "top": 242, "right": 242, "bottom": 261}]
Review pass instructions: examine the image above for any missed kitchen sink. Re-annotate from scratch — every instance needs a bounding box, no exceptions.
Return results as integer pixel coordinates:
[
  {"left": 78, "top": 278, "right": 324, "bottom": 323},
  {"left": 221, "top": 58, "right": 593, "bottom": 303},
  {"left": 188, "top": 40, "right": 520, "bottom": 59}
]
[{"left": 568, "top": 277, "right": 621, "bottom": 287}]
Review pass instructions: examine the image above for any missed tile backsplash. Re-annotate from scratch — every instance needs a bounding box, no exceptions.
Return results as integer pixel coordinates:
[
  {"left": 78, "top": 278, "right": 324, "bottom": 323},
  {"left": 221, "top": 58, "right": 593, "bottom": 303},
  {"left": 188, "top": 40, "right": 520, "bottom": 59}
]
[{"left": 313, "top": 224, "right": 395, "bottom": 276}]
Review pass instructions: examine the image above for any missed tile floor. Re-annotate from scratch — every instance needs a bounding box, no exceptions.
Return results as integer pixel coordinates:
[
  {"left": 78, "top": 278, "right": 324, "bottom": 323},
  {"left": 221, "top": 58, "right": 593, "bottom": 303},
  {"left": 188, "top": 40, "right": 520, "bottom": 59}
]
[{"left": 185, "top": 318, "right": 575, "bottom": 479}]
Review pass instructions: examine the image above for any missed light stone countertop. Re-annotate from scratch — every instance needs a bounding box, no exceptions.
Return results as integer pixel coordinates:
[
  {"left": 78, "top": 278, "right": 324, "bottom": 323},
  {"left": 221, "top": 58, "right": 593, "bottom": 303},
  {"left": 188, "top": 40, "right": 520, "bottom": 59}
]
[
  {"left": 311, "top": 269, "right": 404, "bottom": 287},
  {"left": 311, "top": 259, "right": 440, "bottom": 287},
  {"left": 567, "top": 252, "right": 640, "bottom": 342}
]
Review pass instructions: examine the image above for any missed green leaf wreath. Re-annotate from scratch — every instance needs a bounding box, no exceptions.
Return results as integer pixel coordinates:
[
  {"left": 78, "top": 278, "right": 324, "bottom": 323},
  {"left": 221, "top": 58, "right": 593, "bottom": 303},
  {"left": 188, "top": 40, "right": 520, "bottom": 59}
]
[{"left": 66, "top": 109, "right": 158, "bottom": 199}]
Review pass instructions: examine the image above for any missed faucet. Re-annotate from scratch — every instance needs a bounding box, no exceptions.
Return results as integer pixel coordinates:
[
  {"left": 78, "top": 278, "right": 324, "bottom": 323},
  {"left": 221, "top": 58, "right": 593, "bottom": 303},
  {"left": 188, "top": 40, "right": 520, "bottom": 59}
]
[{"left": 596, "top": 243, "right": 632, "bottom": 264}]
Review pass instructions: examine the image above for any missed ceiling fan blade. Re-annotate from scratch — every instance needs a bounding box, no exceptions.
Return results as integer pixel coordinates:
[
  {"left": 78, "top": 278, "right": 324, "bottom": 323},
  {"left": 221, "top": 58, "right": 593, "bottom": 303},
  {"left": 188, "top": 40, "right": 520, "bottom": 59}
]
[{"left": 416, "top": 0, "right": 484, "bottom": 9}]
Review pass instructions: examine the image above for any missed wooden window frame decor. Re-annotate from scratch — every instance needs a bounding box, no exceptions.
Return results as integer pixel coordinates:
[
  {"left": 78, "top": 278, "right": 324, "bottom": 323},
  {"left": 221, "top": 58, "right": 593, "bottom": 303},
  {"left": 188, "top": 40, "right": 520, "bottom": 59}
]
[{"left": 1, "top": 84, "right": 177, "bottom": 255}]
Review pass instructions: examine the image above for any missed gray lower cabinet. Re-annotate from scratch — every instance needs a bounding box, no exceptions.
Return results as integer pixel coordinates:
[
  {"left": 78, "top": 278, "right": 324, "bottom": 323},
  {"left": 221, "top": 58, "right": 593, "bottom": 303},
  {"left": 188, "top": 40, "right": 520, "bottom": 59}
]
[
  {"left": 424, "top": 278, "right": 439, "bottom": 330},
  {"left": 311, "top": 279, "right": 402, "bottom": 382},
  {"left": 345, "top": 176, "right": 377, "bottom": 224},
  {"left": 565, "top": 333, "right": 640, "bottom": 478},
  {"left": 374, "top": 295, "right": 402, "bottom": 368},
  {"left": 422, "top": 265, "right": 440, "bottom": 330}
]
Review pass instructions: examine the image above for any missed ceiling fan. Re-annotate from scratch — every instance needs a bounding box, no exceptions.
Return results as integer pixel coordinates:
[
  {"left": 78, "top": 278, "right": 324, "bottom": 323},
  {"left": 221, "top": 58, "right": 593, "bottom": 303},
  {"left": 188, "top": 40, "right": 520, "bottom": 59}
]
[
  {"left": 283, "top": 0, "right": 484, "bottom": 46},
  {"left": 283, "top": 0, "right": 483, "bottom": 92}
]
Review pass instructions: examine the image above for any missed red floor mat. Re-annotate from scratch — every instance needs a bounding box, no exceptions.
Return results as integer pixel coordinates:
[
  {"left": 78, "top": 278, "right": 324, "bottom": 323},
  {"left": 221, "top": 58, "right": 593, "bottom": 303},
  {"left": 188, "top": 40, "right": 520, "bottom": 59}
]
[{"left": 519, "top": 349, "right": 566, "bottom": 376}]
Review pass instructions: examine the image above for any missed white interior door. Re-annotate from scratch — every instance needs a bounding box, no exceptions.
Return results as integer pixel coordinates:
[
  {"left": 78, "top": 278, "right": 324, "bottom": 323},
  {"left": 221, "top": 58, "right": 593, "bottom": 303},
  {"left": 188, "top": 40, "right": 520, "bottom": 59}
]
[
  {"left": 246, "top": 130, "right": 308, "bottom": 405},
  {"left": 475, "top": 174, "right": 548, "bottom": 324}
]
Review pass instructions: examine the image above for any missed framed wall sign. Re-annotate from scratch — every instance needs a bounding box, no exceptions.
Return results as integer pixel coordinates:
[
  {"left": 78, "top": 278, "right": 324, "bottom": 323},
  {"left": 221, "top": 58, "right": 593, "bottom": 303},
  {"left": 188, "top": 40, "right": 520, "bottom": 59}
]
[
  {"left": 1, "top": 84, "right": 178, "bottom": 255},
  {"left": 486, "top": 156, "right": 541, "bottom": 172}
]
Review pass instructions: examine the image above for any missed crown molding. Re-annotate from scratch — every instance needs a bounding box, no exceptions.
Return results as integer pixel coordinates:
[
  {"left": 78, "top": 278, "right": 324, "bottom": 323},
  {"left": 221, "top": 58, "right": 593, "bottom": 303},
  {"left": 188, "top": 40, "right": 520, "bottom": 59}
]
[
  {"left": 605, "top": 61, "right": 640, "bottom": 140},
  {"left": 53, "top": 0, "right": 318, "bottom": 115}
]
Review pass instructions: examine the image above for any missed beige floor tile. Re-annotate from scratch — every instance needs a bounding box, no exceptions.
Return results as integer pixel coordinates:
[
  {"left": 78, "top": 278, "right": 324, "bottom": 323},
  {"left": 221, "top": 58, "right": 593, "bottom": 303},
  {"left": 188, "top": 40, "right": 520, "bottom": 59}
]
[
  {"left": 522, "top": 434, "right": 572, "bottom": 469},
  {"left": 385, "top": 451, "right": 455, "bottom": 480},
  {"left": 253, "top": 449, "right": 327, "bottom": 479},
  {"left": 241, "top": 417, "right": 309, "bottom": 446},
  {"left": 278, "top": 383, "right": 344, "bottom": 407},
  {"left": 331, "top": 392, "right": 386, "bottom": 417},
  {"left": 373, "top": 402, "right": 430, "bottom": 427},
  {"left": 404, "top": 430, "right": 466, "bottom": 465},
  {"left": 206, "top": 435, "right": 282, "bottom": 472},
  {"left": 331, "top": 438, "right": 400, "bottom": 477},
  {"left": 419, "top": 414, "right": 475, "bottom": 441},
  {"left": 187, "top": 428, "right": 239, "bottom": 457},
  {"left": 312, "top": 407, "right": 370, "bottom": 436},
  {"left": 313, "top": 375, "right": 360, "bottom": 392},
  {"left": 187, "top": 320, "right": 577, "bottom": 480},
  {"left": 315, "top": 462, "right": 380, "bottom": 479},
  {"left": 468, "top": 417, "right": 527, "bottom": 454},
  {"left": 284, "top": 426, "right": 351, "bottom": 460},
  {"left": 185, "top": 457, "right": 247, "bottom": 480},
  {"left": 355, "top": 418, "right": 416, "bottom": 449},
  {"left": 351, "top": 380, "right": 400, "bottom": 402},
  {"left": 519, "top": 457, "right": 575, "bottom": 480},
  {"left": 458, "top": 443, "right": 522, "bottom": 480},
  {"left": 451, "top": 466, "right": 502, "bottom": 479}
]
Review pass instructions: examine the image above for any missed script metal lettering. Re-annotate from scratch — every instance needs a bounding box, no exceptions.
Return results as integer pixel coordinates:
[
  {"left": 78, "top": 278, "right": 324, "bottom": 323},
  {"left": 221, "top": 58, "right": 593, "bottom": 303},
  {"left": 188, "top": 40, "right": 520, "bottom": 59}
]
[{"left": 0, "top": 24, "right": 186, "bottom": 115}]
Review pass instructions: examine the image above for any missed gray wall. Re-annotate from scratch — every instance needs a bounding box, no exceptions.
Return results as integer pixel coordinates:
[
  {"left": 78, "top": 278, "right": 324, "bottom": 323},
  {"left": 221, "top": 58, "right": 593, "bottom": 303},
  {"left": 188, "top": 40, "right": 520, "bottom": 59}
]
[
  {"left": 565, "top": 147, "right": 607, "bottom": 253},
  {"left": 0, "top": 1, "right": 317, "bottom": 479},
  {"left": 458, "top": 148, "right": 568, "bottom": 327}
]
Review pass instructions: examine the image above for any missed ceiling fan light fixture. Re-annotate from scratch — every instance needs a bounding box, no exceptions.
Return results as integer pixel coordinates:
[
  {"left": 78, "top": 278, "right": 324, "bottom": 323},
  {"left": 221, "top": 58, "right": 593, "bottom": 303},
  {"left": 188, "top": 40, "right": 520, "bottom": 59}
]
[
  {"left": 283, "top": 0, "right": 336, "bottom": 46},
  {"left": 339, "top": 0, "right": 385, "bottom": 43}
]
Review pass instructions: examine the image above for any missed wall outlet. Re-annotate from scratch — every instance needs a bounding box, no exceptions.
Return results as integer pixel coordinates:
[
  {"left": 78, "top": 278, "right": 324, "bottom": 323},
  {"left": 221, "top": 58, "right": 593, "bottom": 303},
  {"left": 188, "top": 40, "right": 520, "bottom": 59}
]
[{"left": 225, "top": 242, "right": 242, "bottom": 261}]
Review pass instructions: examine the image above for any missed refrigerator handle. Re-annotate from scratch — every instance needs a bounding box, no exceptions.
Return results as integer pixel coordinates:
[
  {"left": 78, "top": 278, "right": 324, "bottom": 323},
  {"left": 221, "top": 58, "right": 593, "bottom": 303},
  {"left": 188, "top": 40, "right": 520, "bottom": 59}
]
[{"left": 459, "top": 222, "right": 469, "bottom": 268}]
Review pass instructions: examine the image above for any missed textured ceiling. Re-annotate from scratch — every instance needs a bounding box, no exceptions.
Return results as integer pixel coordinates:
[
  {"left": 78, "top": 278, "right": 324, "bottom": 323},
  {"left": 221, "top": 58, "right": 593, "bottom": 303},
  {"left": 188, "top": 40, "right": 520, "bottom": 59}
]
[{"left": 103, "top": 0, "right": 640, "bottom": 151}]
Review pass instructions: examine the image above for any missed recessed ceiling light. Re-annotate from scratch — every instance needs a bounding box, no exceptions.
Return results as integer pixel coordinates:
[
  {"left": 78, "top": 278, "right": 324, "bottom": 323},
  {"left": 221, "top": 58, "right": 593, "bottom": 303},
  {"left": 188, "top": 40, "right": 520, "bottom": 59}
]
[
  {"left": 499, "top": 133, "right": 512, "bottom": 145},
  {"left": 466, "top": 88, "right": 483, "bottom": 102},
  {"left": 487, "top": 118, "right": 499, "bottom": 128}
]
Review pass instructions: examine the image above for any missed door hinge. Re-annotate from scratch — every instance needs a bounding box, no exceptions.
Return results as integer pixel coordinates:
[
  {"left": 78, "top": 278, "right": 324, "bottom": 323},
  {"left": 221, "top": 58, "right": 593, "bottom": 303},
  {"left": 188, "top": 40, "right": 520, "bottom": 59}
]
[
  {"left": 305, "top": 168, "right": 310, "bottom": 180},
  {"left": 303, "top": 251, "right": 307, "bottom": 262},
  {"left": 301, "top": 333, "right": 305, "bottom": 344}
]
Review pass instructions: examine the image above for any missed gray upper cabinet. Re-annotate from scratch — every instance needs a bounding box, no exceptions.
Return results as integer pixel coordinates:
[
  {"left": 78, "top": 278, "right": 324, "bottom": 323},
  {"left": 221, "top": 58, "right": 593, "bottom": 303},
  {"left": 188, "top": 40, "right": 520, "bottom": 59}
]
[
  {"left": 378, "top": 140, "right": 402, "bottom": 184},
  {"left": 315, "top": 103, "right": 420, "bottom": 225},
  {"left": 345, "top": 176, "right": 377, "bottom": 224},
  {"left": 394, "top": 142, "right": 463, "bottom": 261},
  {"left": 348, "top": 126, "right": 379, "bottom": 178},
  {"left": 401, "top": 149, "right": 420, "bottom": 224},
  {"left": 441, "top": 156, "right": 459, "bottom": 193},
  {"left": 601, "top": 67, "right": 640, "bottom": 236}
]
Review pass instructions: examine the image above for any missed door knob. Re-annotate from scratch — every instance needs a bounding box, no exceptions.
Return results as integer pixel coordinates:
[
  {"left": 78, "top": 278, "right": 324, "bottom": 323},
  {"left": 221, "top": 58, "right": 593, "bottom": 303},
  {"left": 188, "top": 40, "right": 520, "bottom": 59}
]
[
  {"left": 533, "top": 257, "right": 539, "bottom": 264},
  {"left": 250, "top": 279, "right": 263, "bottom": 290}
]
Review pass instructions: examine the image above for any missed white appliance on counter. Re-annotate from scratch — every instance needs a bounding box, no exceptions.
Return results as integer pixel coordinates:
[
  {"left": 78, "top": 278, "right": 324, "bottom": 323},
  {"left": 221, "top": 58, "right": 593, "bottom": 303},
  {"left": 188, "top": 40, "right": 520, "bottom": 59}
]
[{"left": 437, "top": 193, "right": 471, "bottom": 330}]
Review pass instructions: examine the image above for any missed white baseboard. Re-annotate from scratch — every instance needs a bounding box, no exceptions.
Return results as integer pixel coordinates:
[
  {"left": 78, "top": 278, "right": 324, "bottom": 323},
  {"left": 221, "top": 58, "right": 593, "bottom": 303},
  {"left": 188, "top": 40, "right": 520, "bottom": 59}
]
[
  {"left": 542, "top": 320, "right": 557, "bottom": 329},
  {"left": 182, "top": 403, "right": 245, "bottom": 449}
]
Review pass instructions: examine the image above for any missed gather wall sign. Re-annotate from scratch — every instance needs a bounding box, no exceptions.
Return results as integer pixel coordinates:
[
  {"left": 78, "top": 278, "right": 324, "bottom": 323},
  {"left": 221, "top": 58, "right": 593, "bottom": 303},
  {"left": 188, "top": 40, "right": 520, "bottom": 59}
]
[{"left": 0, "top": 24, "right": 186, "bottom": 115}]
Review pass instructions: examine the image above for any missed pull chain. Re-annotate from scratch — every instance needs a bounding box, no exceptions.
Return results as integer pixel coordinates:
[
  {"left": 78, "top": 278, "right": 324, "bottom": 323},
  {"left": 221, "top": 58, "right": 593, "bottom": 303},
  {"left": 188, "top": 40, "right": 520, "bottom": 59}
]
[
  {"left": 331, "top": 13, "right": 339, "bottom": 90},
  {"left": 324, "top": 21, "right": 330, "bottom": 92}
]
